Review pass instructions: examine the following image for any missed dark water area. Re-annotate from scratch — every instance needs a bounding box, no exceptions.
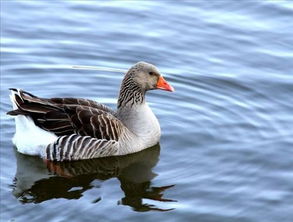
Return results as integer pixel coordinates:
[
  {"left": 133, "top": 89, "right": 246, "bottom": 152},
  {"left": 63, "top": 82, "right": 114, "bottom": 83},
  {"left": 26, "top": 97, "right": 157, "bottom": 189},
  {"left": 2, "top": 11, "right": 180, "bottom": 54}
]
[{"left": 1, "top": 1, "right": 293, "bottom": 222}]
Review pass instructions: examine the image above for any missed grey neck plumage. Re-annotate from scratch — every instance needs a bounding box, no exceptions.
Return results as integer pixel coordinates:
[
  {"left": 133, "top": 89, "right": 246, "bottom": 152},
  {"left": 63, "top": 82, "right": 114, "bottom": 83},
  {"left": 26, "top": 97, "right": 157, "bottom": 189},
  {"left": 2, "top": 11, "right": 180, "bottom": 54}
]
[
  {"left": 115, "top": 71, "right": 161, "bottom": 151},
  {"left": 117, "top": 75, "right": 145, "bottom": 109}
]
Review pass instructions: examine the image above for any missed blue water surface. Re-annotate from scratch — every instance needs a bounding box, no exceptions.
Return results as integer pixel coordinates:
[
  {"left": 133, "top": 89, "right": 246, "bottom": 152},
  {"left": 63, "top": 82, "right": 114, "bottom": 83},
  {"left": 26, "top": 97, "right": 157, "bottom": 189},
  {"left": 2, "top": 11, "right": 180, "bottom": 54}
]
[{"left": 1, "top": 1, "right": 293, "bottom": 222}]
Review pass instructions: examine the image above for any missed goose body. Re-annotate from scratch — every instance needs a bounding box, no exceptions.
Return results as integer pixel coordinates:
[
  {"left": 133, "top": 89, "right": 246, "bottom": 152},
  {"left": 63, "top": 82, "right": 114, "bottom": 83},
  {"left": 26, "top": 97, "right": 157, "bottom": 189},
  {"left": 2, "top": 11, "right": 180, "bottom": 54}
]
[{"left": 7, "top": 62, "right": 174, "bottom": 161}]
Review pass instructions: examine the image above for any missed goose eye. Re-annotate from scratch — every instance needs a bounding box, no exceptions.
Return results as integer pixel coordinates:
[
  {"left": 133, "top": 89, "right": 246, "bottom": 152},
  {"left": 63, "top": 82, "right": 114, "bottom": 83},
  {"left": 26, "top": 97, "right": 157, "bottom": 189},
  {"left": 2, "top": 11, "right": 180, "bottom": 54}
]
[{"left": 149, "top": 72, "right": 154, "bottom": 75}]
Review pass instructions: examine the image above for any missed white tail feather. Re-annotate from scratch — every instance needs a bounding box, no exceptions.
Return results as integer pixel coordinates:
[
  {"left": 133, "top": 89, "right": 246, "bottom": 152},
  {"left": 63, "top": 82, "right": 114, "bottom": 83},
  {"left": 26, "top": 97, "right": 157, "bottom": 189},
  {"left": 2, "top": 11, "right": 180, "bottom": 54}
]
[{"left": 9, "top": 90, "right": 58, "bottom": 155}]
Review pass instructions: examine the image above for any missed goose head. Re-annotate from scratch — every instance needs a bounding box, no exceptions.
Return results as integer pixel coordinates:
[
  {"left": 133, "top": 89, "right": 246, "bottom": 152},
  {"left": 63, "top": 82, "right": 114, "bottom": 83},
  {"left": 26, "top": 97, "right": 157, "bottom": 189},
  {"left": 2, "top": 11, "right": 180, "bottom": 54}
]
[{"left": 127, "top": 61, "right": 175, "bottom": 92}]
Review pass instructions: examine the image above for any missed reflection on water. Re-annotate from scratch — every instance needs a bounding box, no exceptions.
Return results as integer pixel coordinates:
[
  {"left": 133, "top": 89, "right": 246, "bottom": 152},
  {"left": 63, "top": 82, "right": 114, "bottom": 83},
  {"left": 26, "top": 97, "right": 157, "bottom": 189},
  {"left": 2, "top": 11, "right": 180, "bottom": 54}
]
[
  {"left": 12, "top": 144, "right": 176, "bottom": 212},
  {"left": 2, "top": 0, "right": 293, "bottom": 221}
]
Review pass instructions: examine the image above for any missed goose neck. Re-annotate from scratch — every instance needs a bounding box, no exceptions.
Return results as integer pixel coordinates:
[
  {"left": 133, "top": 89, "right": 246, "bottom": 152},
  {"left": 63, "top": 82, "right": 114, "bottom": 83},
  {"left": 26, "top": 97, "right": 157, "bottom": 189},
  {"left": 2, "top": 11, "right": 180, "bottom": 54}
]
[{"left": 117, "top": 80, "right": 145, "bottom": 109}]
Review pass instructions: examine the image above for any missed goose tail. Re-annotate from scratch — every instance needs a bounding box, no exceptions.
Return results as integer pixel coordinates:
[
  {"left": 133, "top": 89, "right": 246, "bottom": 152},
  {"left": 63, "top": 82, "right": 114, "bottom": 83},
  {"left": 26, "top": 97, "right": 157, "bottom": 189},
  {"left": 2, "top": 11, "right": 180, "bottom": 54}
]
[{"left": 7, "top": 88, "right": 58, "bottom": 155}]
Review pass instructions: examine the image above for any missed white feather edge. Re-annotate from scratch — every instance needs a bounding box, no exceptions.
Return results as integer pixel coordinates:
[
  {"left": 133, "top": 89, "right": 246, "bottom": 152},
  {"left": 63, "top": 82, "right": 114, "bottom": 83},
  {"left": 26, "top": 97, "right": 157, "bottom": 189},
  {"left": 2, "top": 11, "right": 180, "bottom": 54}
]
[{"left": 9, "top": 90, "right": 58, "bottom": 156}]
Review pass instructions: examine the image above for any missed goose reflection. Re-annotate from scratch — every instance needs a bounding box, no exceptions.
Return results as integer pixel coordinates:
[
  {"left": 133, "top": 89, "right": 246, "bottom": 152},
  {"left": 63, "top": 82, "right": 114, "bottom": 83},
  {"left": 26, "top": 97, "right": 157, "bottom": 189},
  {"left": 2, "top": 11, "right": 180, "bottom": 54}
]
[{"left": 12, "top": 144, "right": 176, "bottom": 212}]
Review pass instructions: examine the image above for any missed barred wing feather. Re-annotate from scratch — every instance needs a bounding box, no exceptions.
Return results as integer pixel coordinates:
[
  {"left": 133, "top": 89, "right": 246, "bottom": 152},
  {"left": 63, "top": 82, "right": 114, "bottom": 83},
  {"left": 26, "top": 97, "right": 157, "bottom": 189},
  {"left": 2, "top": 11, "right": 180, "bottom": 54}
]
[
  {"left": 8, "top": 89, "right": 122, "bottom": 140},
  {"left": 42, "top": 134, "right": 119, "bottom": 161}
]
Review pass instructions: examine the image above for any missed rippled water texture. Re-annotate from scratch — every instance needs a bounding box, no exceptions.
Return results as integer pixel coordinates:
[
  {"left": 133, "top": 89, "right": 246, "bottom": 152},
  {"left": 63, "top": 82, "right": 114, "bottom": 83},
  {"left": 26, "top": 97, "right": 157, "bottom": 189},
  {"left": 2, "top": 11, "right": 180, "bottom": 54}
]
[{"left": 1, "top": 1, "right": 293, "bottom": 222}]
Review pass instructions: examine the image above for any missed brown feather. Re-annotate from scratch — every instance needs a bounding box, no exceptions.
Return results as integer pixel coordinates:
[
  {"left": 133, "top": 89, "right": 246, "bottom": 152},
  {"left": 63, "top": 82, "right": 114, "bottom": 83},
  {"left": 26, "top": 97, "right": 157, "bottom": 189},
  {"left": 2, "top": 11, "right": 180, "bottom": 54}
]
[{"left": 7, "top": 89, "right": 122, "bottom": 141}]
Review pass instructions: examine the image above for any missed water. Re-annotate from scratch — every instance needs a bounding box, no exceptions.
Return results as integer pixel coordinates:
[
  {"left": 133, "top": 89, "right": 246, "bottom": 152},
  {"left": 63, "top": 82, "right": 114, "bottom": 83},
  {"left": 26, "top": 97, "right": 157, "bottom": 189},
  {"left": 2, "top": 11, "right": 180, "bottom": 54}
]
[{"left": 1, "top": 1, "right": 293, "bottom": 221}]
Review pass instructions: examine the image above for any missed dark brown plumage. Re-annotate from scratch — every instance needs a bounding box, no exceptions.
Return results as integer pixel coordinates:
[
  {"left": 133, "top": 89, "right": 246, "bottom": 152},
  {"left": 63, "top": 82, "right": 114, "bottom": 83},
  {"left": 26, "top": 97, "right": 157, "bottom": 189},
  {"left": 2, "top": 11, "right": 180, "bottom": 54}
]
[{"left": 8, "top": 88, "right": 120, "bottom": 138}]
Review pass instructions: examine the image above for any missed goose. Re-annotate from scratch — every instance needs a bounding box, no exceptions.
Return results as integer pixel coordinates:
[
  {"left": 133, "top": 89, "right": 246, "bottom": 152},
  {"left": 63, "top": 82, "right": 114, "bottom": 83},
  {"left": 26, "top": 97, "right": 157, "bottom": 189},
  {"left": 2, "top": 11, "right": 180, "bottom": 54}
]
[{"left": 7, "top": 62, "right": 174, "bottom": 161}]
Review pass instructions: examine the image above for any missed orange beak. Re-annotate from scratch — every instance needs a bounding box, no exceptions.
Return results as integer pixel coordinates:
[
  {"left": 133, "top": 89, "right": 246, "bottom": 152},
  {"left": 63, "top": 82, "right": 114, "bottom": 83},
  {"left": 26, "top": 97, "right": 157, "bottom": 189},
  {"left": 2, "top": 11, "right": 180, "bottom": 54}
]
[{"left": 156, "top": 76, "right": 175, "bottom": 92}]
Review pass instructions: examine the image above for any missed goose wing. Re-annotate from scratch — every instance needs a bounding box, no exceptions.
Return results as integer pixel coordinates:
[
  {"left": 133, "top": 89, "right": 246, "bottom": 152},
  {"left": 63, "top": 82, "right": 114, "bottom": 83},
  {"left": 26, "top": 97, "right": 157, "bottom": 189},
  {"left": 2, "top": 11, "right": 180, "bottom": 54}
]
[
  {"left": 62, "top": 105, "right": 123, "bottom": 140},
  {"left": 8, "top": 88, "right": 114, "bottom": 114},
  {"left": 7, "top": 89, "right": 123, "bottom": 140}
]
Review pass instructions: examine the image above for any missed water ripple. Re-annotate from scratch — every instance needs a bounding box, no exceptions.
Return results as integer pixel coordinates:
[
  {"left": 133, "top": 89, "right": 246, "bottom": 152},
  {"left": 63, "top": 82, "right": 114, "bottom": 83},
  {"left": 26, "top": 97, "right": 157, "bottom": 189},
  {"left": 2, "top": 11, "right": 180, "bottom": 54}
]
[{"left": 1, "top": 0, "right": 293, "bottom": 221}]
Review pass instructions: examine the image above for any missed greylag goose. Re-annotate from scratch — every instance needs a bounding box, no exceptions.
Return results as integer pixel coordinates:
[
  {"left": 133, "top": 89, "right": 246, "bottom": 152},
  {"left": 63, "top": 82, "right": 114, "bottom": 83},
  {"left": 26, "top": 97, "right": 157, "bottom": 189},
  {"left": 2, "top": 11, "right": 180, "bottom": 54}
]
[{"left": 7, "top": 62, "right": 174, "bottom": 161}]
